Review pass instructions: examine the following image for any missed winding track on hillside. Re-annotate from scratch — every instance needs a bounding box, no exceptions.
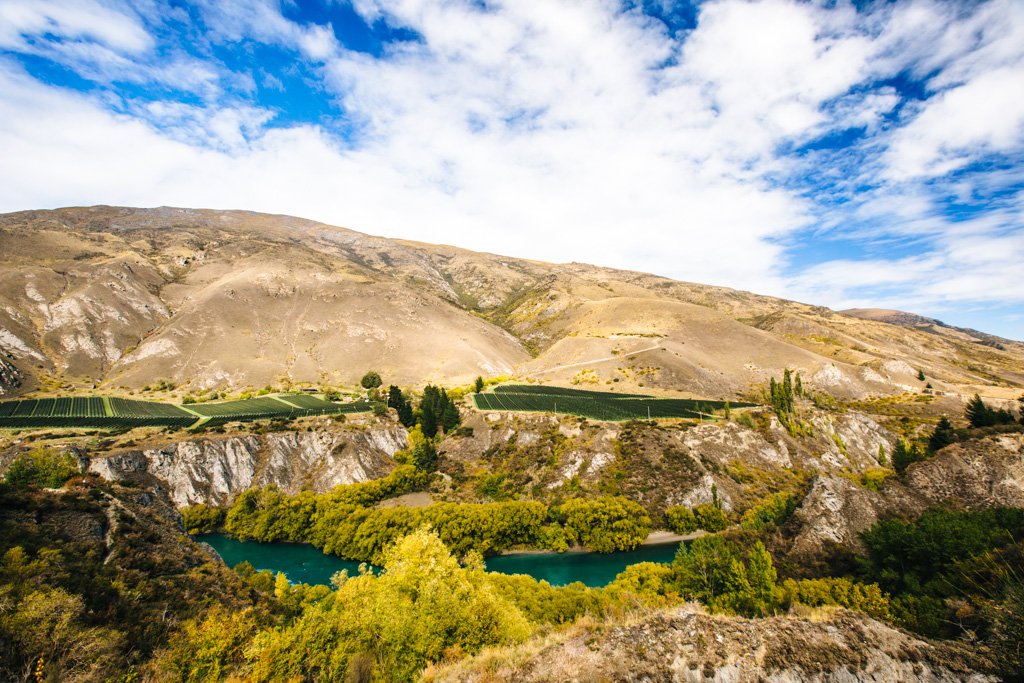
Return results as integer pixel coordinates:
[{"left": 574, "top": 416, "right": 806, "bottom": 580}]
[{"left": 527, "top": 339, "right": 663, "bottom": 376}]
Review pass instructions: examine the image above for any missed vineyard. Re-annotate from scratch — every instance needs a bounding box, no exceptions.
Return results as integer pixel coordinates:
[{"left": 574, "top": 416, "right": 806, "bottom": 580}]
[
  {"left": 473, "top": 384, "right": 756, "bottom": 422},
  {"left": 0, "top": 397, "right": 195, "bottom": 428},
  {"left": 0, "top": 394, "right": 375, "bottom": 430}
]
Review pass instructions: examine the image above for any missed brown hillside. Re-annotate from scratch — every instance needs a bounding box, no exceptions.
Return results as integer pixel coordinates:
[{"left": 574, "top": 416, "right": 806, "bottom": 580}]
[{"left": 0, "top": 206, "right": 1021, "bottom": 400}]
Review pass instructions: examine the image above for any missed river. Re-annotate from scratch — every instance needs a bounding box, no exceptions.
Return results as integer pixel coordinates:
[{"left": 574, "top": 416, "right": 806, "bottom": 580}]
[{"left": 197, "top": 533, "right": 682, "bottom": 587}]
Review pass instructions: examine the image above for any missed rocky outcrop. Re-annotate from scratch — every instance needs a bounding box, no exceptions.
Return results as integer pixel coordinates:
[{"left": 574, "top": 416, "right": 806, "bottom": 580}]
[
  {"left": 787, "top": 432, "right": 1024, "bottom": 560},
  {"left": 0, "top": 354, "right": 20, "bottom": 396},
  {"left": 435, "top": 607, "right": 992, "bottom": 682},
  {"left": 787, "top": 475, "right": 922, "bottom": 559},
  {"left": 440, "top": 408, "right": 893, "bottom": 514},
  {"left": 905, "top": 433, "right": 1024, "bottom": 508},
  {"left": 88, "top": 425, "right": 408, "bottom": 506}
]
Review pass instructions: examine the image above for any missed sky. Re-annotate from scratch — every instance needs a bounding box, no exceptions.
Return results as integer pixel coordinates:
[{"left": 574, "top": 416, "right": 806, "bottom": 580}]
[{"left": 0, "top": 0, "right": 1022, "bottom": 339}]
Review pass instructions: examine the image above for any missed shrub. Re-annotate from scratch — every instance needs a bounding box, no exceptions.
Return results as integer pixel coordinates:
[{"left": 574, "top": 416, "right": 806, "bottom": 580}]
[
  {"left": 555, "top": 497, "right": 651, "bottom": 552},
  {"left": 693, "top": 503, "right": 729, "bottom": 532},
  {"left": 781, "top": 577, "right": 891, "bottom": 621},
  {"left": 3, "top": 448, "right": 79, "bottom": 490},
  {"left": 181, "top": 504, "right": 225, "bottom": 534},
  {"left": 666, "top": 506, "right": 698, "bottom": 534}
]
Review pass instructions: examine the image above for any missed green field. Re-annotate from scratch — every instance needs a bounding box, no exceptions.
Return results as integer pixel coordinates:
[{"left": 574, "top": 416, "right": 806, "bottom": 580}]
[
  {"left": 473, "top": 384, "right": 756, "bottom": 421},
  {"left": 0, "top": 394, "right": 376, "bottom": 430}
]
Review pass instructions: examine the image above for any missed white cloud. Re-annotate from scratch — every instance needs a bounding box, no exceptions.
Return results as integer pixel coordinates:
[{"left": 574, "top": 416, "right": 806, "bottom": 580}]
[
  {"left": 885, "top": 66, "right": 1024, "bottom": 179},
  {"left": 0, "top": 0, "right": 1023, "bottom": 337},
  {"left": 0, "top": 0, "right": 151, "bottom": 54},
  {"left": 195, "top": 0, "right": 341, "bottom": 61}
]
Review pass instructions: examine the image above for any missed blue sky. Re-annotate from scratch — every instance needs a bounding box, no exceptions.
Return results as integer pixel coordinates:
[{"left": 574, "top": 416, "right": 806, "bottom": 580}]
[{"left": 0, "top": 0, "right": 1022, "bottom": 339}]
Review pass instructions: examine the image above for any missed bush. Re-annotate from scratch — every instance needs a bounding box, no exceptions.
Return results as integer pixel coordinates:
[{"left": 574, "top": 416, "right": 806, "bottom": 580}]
[
  {"left": 740, "top": 493, "right": 796, "bottom": 531},
  {"left": 3, "top": 448, "right": 79, "bottom": 490},
  {"left": 666, "top": 506, "right": 698, "bottom": 534},
  {"left": 780, "top": 577, "right": 891, "bottom": 621},
  {"left": 360, "top": 371, "right": 383, "bottom": 390},
  {"left": 181, "top": 504, "right": 225, "bottom": 534},
  {"left": 555, "top": 497, "right": 651, "bottom": 552},
  {"left": 693, "top": 503, "right": 729, "bottom": 532}
]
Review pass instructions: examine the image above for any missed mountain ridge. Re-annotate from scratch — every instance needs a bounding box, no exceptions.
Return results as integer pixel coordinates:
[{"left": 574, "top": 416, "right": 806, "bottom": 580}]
[{"left": 0, "top": 205, "right": 1021, "bottom": 401}]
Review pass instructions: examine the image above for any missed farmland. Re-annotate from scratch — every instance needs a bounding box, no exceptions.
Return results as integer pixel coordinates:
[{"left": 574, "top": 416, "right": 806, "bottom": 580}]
[
  {"left": 473, "top": 384, "right": 756, "bottom": 421},
  {"left": 0, "top": 394, "right": 376, "bottom": 430}
]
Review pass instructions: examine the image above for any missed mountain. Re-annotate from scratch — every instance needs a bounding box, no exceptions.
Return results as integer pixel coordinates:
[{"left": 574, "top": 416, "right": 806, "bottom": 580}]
[
  {"left": 842, "top": 308, "right": 1016, "bottom": 350},
  {"left": 1, "top": 205, "right": 1022, "bottom": 400}
]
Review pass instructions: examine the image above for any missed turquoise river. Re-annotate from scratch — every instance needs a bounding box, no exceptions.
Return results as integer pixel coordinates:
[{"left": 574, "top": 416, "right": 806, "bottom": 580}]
[{"left": 198, "top": 534, "right": 682, "bottom": 587}]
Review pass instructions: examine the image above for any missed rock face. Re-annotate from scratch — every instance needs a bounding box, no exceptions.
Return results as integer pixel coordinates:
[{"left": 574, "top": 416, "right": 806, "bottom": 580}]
[
  {"left": 0, "top": 354, "right": 20, "bottom": 395},
  {"left": 436, "top": 607, "right": 992, "bottom": 682},
  {"left": 88, "top": 425, "right": 407, "bottom": 506},
  {"left": 441, "top": 407, "right": 893, "bottom": 514},
  {"left": 905, "top": 433, "right": 1024, "bottom": 508},
  {"left": 787, "top": 475, "right": 921, "bottom": 558},
  {"left": 787, "top": 433, "right": 1024, "bottom": 561}
]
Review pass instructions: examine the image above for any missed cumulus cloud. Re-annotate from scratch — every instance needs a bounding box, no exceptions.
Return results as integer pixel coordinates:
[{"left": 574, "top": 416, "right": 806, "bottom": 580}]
[{"left": 0, "top": 0, "right": 1022, "bottom": 336}]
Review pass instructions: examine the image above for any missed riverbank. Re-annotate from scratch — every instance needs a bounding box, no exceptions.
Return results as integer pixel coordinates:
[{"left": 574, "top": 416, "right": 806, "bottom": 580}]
[{"left": 499, "top": 529, "right": 703, "bottom": 556}]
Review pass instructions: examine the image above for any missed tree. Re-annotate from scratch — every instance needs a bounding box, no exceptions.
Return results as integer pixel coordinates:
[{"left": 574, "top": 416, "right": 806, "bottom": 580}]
[
  {"left": 964, "top": 394, "right": 1015, "bottom": 428},
  {"left": 419, "top": 386, "right": 441, "bottom": 438},
  {"left": 966, "top": 394, "right": 992, "bottom": 427},
  {"left": 360, "top": 371, "right": 382, "bottom": 391},
  {"left": 2, "top": 448, "right": 79, "bottom": 490},
  {"left": 441, "top": 401, "right": 461, "bottom": 433},
  {"left": 927, "top": 417, "right": 956, "bottom": 453},
  {"left": 877, "top": 444, "right": 888, "bottom": 467},
  {"left": 387, "top": 386, "right": 415, "bottom": 427},
  {"left": 794, "top": 373, "right": 803, "bottom": 398},
  {"left": 693, "top": 503, "right": 729, "bottom": 532},
  {"left": 407, "top": 426, "right": 438, "bottom": 471},
  {"left": 666, "top": 506, "right": 697, "bottom": 534},
  {"left": 673, "top": 535, "right": 740, "bottom": 604},
  {"left": 474, "top": 376, "right": 485, "bottom": 393},
  {"left": 781, "top": 369, "right": 794, "bottom": 413},
  {"left": 892, "top": 438, "right": 923, "bottom": 473},
  {"left": 746, "top": 541, "right": 779, "bottom": 616},
  {"left": 555, "top": 497, "right": 651, "bottom": 552},
  {"left": 917, "top": 369, "right": 926, "bottom": 382}
]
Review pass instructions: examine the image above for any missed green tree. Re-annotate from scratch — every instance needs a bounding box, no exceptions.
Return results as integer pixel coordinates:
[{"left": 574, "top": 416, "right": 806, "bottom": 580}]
[
  {"left": 441, "top": 400, "right": 461, "bottom": 433},
  {"left": 418, "top": 385, "right": 446, "bottom": 437},
  {"left": 966, "top": 393, "right": 992, "bottom": 427},
  {"left": 247, "top": 528, "right": 531, "bottom": 682},
  {"left": 673, "top": 535, "right": 741, "bottom": 604},
  {"left": 964, "top": 393, "right": 1014, "bottom": 427},
  {"left": 917, "top": 369, "right": 926, "bottom": 382},
  {"left": 386, "top": 385, "right": 415, "bottom": 427},
  {"left": 665, "top": 506, "right": 697, "bottom": 534},
  {"left": 892, "top": 438, "right": 923, "bottom": 473},
  {"left": 2, "top": 448, "right": 79, "bottom": 490},
  {"left": 927, "top": 417, "right": 956, "bottom": 453},
  {"left": 474, "top": 376, "right": 485, "bottom": 393},
  {"left": 360, "top": 371, "right": 382, "bottom": 391},
  {"left": 693, "top": 503, "right": 729, "bottom": 532},
  {"left": 746, "top": 541, "right": 779, "bottom": 616},
  {"left": 555, "top": 497, "right": 651, "bottom": 552},
  {"left": 408, "top": 426, "right": 439, "bottom": 471}
]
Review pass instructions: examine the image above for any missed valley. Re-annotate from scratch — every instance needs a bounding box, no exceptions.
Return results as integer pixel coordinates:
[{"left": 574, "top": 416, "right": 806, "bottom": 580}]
[{"left": 0, "top": 207, "right": 1022, "bottom": 682}]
